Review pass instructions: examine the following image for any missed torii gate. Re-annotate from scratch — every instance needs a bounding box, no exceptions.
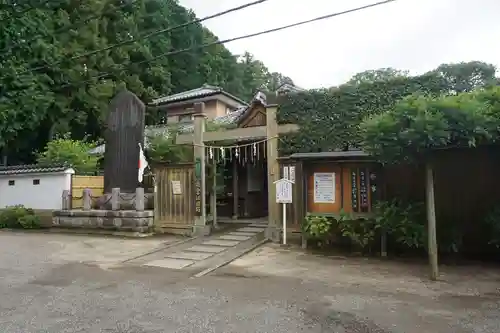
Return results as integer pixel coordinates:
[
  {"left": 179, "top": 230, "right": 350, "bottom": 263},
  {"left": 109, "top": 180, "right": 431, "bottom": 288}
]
[{"left": 176, "top": 101, "right": 299, "bottom": 241}]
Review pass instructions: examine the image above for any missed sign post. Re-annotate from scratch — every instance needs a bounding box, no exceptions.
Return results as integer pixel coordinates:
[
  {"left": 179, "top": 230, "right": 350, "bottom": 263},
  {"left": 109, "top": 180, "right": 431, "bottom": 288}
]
[{"left": 274, "top": 178, "right": 293, "bottom": 245}]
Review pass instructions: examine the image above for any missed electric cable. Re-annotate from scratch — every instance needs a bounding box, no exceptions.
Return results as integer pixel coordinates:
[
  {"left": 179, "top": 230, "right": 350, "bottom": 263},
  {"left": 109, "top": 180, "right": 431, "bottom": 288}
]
[
  {"left": 56, "top": 0, "right": 398, "bottom": 90},
  {"left": 16, "top": 0, "right": 270, "bottom": 75}
]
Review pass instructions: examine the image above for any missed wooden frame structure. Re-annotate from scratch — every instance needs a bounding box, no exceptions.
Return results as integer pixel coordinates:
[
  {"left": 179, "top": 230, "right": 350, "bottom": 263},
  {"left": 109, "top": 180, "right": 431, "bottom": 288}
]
[{"left": 176, "top": 101, "right": 299, "bottom": 240}]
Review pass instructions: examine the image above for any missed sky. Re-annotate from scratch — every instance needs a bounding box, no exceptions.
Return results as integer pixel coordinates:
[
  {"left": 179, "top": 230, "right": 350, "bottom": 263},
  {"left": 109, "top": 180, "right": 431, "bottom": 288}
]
[{"left": 178, "top": 0, "right": 500, "bottom": 89}]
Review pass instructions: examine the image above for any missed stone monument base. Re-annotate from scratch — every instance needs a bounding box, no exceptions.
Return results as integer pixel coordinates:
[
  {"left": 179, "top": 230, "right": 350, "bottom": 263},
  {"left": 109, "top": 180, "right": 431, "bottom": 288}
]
[{"left": 52, "top": 210, "right": 154, "bottom": 237}]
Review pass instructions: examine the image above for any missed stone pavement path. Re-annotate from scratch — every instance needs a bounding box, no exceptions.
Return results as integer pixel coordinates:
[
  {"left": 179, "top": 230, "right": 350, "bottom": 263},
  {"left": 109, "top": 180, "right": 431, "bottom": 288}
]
[{"left": 127, "top": 223, "right": 267, "bottom": 273}]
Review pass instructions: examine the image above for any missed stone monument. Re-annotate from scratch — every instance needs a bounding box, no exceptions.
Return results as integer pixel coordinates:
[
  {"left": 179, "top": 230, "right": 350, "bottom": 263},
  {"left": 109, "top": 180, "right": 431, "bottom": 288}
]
[
  {"left": 104, "top": 90, "right": 145, "bottom": 193},
  {"left": 52, "top": 91, "right": 154, "bottom": 237}
]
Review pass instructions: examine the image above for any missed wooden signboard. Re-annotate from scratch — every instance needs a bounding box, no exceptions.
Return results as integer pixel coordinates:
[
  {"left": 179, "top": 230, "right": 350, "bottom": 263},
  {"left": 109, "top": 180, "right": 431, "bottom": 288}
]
[
  {"left": 313, "top": 172, "right": 335, "bottom": 204},
  {"left": 194, "top": 178, "right": 202, "bottom": 216},
  {"left": 351, "top": 169, "right": 359, "bottom": 212}
]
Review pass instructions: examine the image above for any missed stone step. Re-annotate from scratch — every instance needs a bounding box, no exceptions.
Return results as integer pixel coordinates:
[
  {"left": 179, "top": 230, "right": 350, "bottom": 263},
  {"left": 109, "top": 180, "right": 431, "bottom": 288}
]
[
  {"left": 219, "top": 235, "right": 252, "bottom": 241},
  {"left": 228, "top": 231, "right": 257, "bottom": 237},
  {"left": 139, "top": 225, "right": 267, "bottom": 272},
  {"left": 165, "top": 251, "right": 214, "bottom": 261},
  {"left": 185, "top": 245, "right": 226, "bottom": 253},
  {"left": 238, "top": 227, "right": 266, "bottom": 233},
  {"left": 202, "top": 239, "right": 240, "bottom": 247},
  {"left": 144, "top": 258, "right": 195, "bottom": 269}
]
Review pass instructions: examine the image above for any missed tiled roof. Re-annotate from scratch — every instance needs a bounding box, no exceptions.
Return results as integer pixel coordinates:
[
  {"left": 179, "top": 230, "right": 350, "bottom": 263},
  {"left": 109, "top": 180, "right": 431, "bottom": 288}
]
[
  {"left": 90, "top": 85, "right": 307, "bottom": 155},
  {"left": 151, "top": 84, "right": 248, "bottom": 106},
  {"left": 88, "top": 106, "right": 248, "bottom": 155},
  {"left": 0, "top": 164, "right": 72, "bottom": 176}
]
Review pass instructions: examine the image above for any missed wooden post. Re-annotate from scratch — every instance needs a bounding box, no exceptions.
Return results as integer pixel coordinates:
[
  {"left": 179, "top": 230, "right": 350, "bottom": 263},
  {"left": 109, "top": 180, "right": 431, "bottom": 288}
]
[
  {"left": 380, "top": 232, "right": 387, "bottom": 257},
  {"left": 266, "top": 105, "right": 279, "bottom": 242},
  {"left": 232, "top": 159, "right": 239, "bottom": 220},
  {"left": 295, "top": 161, "right": 307, "bottom": 248},
  {"left": 210, "top": 163, "right": 218, "bottom": 228},
  {"left": 193, "top": 103, "right": 209, "bottom": 235},
  {"left": 243, "top": 165, "right": 249, "bottom": 217},
  {"left": 426, "top": 162, "right": 439, "bottom": 280}
]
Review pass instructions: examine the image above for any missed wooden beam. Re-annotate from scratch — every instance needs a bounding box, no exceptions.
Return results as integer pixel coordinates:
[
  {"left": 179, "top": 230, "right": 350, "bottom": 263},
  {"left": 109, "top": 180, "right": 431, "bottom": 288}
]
[
  {"left": 210, "top": 163, "right": 218, "bottom": 228},
  {"left": 193, "top": 103, "right": 207, "bottom": 234},
  {"left": 176, "top": 124, "right": 299, "bottom": 144},
  {"left": 426, "top": 162, "right": 439, "bottom": 280},
  {"left": 266, "top": 106, "right": 280, "bottom": 242},
  {"left": 232, "top": 159, "right": 239, "bottom": 220}
]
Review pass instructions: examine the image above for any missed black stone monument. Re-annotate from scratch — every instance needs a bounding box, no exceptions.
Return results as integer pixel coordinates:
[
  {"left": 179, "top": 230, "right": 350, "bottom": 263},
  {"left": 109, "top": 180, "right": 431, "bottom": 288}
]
[{"left": 103, "top": 90, "right": 145, "bottom": 194}]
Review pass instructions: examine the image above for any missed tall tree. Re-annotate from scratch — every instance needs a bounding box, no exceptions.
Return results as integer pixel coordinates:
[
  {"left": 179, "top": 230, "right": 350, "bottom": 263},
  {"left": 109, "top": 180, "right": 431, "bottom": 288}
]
[
  {"left": 429, "top": 61, "right": 497, "bottom": 94},
  {"left": 0, "top": 0, "right": 294, "bottom": 164},
  {"left": 266, "top": 72, "right": 294, "bottom": 91},
  {"left": 347, "top": 67, "right": 409, "bottom": 85}
]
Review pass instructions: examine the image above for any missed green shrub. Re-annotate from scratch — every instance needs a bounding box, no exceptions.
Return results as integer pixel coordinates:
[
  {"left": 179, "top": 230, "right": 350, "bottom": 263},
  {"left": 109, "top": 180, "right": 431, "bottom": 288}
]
[
  {"left": 302, "top": 212, "right": 377, "bottom": 251},
  {"left": 0, "top": 205, "right": 41, "bottom": 229},
  {"left": 337, "top": 212, "right": 377, "bottom": 251},
  {"left": 302, "top": 213, "right": 334, "bottom": 239},
  {"left": 36, "top": 134, "right": 100, "bottom": 173},
  {"left": 373, "top": 199, "right": 426, "bottom": 249}
]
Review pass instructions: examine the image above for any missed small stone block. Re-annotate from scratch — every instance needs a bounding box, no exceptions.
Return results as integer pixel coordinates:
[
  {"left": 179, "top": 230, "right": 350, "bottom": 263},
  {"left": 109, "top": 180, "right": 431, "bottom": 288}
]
[
  {"left": 166, "top": 251, "right": 214, "bottom": 260},
  {"left": 144, "top": 258, "right": 194, "bottom": 269},
  {"left": 203, "top": 240, "right": 240, "bottom": 247},
  {"left": 238, "top": 227, "right": 265, "bottom": 233},
  {"left": 187, "top": 245, "right": 226, "bottom": 253},
  {"left": 228, "top": 232, "right": 256, "bottom": 237},
  {"left": 219, "top": 235, "right": 251, "bottom": 241}
]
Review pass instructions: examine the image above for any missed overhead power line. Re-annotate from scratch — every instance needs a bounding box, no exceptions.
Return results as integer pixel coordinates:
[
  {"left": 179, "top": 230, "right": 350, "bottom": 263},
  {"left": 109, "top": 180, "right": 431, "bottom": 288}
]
[
  {"left": 17, "top": 0, "right": 270, "bottom": 75},
  {"left": 0, "top": 0, "right": 143, "bottom": 56},
  {"left": 53, "top": 0, "right": 398, "bottom": 91}
]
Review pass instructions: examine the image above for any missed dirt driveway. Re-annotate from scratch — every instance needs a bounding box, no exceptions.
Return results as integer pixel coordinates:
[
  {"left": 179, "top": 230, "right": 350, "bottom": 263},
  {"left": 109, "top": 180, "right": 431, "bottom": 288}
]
[
  {"left": 218, "top": 244, "right": 500, "bottom": 333},
  {"left": 1, "top": 232, "right": 499, "bottom": 332}
]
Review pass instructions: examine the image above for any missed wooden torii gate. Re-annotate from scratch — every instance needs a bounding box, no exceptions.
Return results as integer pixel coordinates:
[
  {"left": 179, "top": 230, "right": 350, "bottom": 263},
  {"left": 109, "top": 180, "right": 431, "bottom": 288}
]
[{"left": 176, "top": 101, "right": 299, "bottom": 240}]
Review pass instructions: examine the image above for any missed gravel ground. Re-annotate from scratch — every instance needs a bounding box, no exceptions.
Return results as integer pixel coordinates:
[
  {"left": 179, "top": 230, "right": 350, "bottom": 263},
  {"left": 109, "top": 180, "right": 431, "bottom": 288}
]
[{"left": 0, "top": 232, "right": 499, "bottom": 332}]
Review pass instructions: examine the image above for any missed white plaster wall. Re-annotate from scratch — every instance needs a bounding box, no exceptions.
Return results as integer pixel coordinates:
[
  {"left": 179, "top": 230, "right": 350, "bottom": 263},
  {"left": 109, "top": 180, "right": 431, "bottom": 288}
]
[{"left": 0, "top": 171, "right": 73, "bottom": 210}]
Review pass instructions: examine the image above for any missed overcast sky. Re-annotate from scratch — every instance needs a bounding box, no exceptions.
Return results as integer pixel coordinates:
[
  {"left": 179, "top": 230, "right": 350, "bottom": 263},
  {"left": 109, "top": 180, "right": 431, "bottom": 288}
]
[{"left": 178, "top": 0, "right": 500, "bottom": 89}]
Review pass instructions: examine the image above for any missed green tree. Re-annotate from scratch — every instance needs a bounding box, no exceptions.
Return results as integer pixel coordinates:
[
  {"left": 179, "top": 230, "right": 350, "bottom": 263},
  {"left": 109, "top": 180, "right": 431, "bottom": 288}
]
[
  {"left": 278, "top": 61, "right": 496, "bottom": 157},
  {"left": 236, "top": 52, "right": 271, "bottom": 100},
  {"left": 266, "top": 72, "right": 295, "bottom": 91},
  {"left": 360, "top": 86, "right": 500, "bottom": 162},
  {"left": 146, "top": 129, "right": 193, "bottom": 163},
  {"left": 428, "top": 61, "right": 497, "bottom": 93},
  {"left": 36, "top": 136, "right": 100, "bottom": 173},
  {"left": 346, "top": 67, "right": 409, "bottom": 85},
  {"left": 0, "top": 0, "right": 294, "bottom": 165}
]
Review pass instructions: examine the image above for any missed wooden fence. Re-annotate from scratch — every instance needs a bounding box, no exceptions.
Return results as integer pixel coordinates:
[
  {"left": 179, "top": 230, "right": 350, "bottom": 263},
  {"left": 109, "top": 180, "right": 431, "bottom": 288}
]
[
  {"left": 71, "top": 175, "right": 104, "bottom": 209},
  {"left": 153, "top": 163, "right": 195, "bottom": 235},
  {"left": 383, "top": 146, "right": 500, "bottom": 255},
  {"left": 277, "top": 146, "right": 500, "bottom": 255}
]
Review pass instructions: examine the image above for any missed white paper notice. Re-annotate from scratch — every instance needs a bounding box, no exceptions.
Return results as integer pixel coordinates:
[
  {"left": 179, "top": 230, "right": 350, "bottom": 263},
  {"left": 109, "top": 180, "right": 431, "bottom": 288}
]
[
  {"left": 313, "top": 173, "right": 335, "bottom": 203},
  {"left": 283, "top": 166, "right": 289, "bottom": 180},
  {"left": 171, "top": 180, "right": 182, "bottom": 195},
  {"left": 289, "top": 166, "right": 296, "bottom": 183},
  {"left": 275, "top": 179, "right": 293, "bottom": 203}
]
